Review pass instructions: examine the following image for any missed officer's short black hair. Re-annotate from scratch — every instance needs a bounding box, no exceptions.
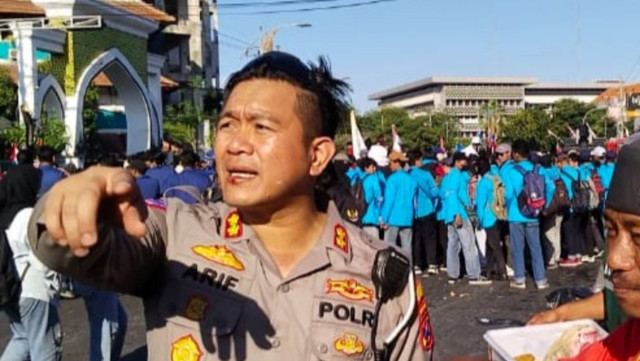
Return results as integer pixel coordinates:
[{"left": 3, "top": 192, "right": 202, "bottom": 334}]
[
  {"left": 512, "top": 139, "right": 530, "bottom": 158},
  {"left": 37, "top": 146, "right": 55, "bottom": 163},
  {"left": 224, "top": 51, "right": 351, "bottom": 140},
  {"left": 358, "top": 157, "right": 376, "bottom": 171},
  {"left": 180, "top": 150, "right": 199, "bottom": 168}
]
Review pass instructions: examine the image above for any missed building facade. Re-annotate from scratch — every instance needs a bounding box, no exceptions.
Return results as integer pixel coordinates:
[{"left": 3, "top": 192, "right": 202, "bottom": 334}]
[{"left": 369, "top": 76, "right": 616, "bottom": 137}]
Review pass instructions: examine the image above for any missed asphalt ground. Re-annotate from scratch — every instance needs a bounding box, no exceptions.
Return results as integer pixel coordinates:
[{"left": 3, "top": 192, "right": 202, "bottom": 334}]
[{"left": 0, "top": 262, "right": 599, "bottom": 360}]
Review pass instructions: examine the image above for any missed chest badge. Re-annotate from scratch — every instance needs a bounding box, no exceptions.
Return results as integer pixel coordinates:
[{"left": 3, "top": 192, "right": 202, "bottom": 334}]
[
  {"left": 325, "top": 278, "right": 374, "bottom": 302},
  {"left": 171, "top": 334, "right": 202, "bottom": 361},
  {"left": 334, "top": 332, "right": 365, "bottom": 356},
  {"left": 192, "top": 245, "right": 245, "bottom": 271},
  {"left": 224, "top": 211, "right": 243, "bottom": 238},
  {"left": 184, "top": 295, "right": 209, "bottom": 321},
  {"left": 333, "top": 224, "right": 349, "bottom": 253}
]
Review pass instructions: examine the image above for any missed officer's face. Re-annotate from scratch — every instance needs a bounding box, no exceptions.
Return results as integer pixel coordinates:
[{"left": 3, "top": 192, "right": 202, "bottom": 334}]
[
  {"left": 215, "top": 79, "right": 335, "bottom": 211},
  {"left": 605, "top": 208, "right": 640, "bottom": 318}
]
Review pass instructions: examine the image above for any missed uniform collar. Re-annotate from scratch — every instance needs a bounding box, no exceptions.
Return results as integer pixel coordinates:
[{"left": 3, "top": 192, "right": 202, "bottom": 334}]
[{"left": 219, "top": 202, "right": 353, "bottom": 278}]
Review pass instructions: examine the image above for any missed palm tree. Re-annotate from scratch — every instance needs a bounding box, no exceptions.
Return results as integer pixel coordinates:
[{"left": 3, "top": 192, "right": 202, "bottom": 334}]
[{"left": 479, "top": 100, "right": 504, "bottom": 141}]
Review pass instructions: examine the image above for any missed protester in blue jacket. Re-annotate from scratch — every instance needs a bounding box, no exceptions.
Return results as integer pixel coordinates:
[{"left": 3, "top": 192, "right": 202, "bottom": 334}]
[
  {"left": 408, "top": 150, "right": 440, "bottom": 275},
  {"left": 539, "top": 154, "right": 563, "bottom": 268},
  {"left": 441, "top": 152, "right": 490, "bottom": 285},
  {"left": 380, "top": 151, "right": 417, "bottom": 256},
  {"left": 36, "top": 146, "right": 66, "bottom": 197},
  {"left": 145, "top": 151, "right": 175, "bottom": 187},
  {"left": 558, "top": 151, "right": 588, "bottom": 267},
  {"left": 475, "top": 157, "right": 507, "bottom": 280},
  {"left": 163, "top": 150, "right": 213, "bottom": 202},
  {"left": 501, "top": 140, "right": 548, "bottom": 290},
  {"left": 359, "top": 157, "right": 384, "bottom": 239},
  {"left": 127, "top": 159, "right": 161, "bottom": 199},
  {"left": 345, "top": 160, "right": 365, "bottom": 186}
]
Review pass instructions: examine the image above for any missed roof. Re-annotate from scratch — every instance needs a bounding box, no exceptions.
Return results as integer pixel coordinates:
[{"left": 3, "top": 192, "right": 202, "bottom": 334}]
[
  {"left": 0, "top": 0, "right": 44, "bottom": 16},
  {"left": 593, "top": 83, "right": 640, "bottom": 103},
  {"left": 525, "top": 82, "right": 616, "bottom": 90},
  {"left": 93, "top": 71, "right": 179, "bottom": 88},
  {"left": 105, "top": 0, "right": 175, "bottom": 23},
  {"left": 369, "top": 76, "right": 539, "bottom": 100},
  {"left": 0, "top": 0, "right": 174, "bottom": 23}
]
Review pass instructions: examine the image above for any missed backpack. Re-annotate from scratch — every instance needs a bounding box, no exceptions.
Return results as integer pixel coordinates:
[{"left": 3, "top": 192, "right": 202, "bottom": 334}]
[
  {"left": 561, "top": 170, "right": 591, "bottom": 213},
  {"left": 350, "top": 178, "right": 367, "bottom": 218},
  {"left": 590, "top": 169, "right": 605, "bottom": 203},
  {"left": 543, "top": 178, "right": 570, "bottom": 216},
  {"left": 487, "top": 175, "right": 507, "bottom": 221},
  {"left": 514, "top": 164, "right": 546, "bottom": 218},
  {"left": 0, "top": 228, "right": 20, "bottom": 312}
]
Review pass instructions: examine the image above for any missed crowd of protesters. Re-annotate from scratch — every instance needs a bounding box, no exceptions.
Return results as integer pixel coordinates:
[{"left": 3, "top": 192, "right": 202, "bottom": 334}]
[{"left": 335, "top": 136, "right": 616, "bottom": 290}]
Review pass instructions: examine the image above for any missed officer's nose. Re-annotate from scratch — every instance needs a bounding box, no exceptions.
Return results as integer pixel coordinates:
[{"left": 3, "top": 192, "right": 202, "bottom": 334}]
[
  {"left": 608, "top": 226, "right": 635, "bottom": 273},
  {"left": 225, "top": 127, "right": 255, "bottom": 156}
]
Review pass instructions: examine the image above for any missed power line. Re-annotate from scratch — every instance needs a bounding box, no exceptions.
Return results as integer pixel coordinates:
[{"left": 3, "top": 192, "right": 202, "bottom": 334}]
[
  {"left": 219, "top": 0, "right": 398, "bottom": 15},
  {"left": 218, "top": 31, "right": 249, "bottom": 45}
]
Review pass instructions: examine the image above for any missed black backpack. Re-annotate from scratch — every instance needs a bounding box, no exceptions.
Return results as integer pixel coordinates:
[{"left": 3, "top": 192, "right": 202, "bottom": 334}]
[
  {"left": 561, "top": 170, "right": 591, "bottom": 213},
  {"left": 0, "top": 228, "right": 20, "bottom": 312},
  {"left": 350, "top": 178, "right": 367, "bottom": 217}
]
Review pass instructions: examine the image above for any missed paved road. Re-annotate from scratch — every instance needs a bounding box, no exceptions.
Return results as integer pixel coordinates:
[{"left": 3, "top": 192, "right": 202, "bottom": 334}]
[{"left": 0, "top": 262, "right": 599, "bottom": 360}]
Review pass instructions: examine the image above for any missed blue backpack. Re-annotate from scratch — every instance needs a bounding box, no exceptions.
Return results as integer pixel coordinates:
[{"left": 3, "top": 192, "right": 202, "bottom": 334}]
[{"left": 514, "top": 164, "right": 546, "bottom": 218}]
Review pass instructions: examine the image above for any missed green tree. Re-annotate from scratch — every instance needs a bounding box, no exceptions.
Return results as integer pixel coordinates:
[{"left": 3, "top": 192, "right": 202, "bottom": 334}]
[
  {"left": 0, "top": 66, "right": 18, "bottom": 120},
  {"left": 550, "top": 99, "right": 608, "bottom": 138},
  {"left": 163, "top": 101, "right": 200, "bottom": 147},
  {"left": 502, "top": 107, "right": 559, "bottom": 151},
  {"left": 38, "top": 118, "right": 69, "bottom": 153}
]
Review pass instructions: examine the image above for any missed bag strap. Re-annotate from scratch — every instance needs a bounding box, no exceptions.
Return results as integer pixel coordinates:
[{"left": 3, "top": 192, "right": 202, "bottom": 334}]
[
  {"left": 163, "top": 185, "right": 206, "bottom": 204},
  {"left": 560, "top": 169, "right": 577, "bottom": 182},
  {"left": 514, "top": 164, "right": 526, "bottom": 176}
]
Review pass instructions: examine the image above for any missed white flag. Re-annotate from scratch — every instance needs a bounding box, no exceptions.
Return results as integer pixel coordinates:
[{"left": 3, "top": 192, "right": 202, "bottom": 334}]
[
  {"left": 391, "top": 124, "right": 403, "bottom": 152},
  {"left": 350, "top": 110, "right": 367, "bottom": 159}
]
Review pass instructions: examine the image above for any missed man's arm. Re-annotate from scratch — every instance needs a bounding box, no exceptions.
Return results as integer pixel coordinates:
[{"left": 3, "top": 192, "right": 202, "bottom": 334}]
[
  {"left": 527, "top": 291, "right": 604, "bottom": 325},
  {"left": 28, "top": 166, "right": 169, "bottom": 296}
]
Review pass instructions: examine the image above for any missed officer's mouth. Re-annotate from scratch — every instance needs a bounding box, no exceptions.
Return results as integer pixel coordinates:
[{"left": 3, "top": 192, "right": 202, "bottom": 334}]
[{"left": 226, "top": 166, "right": 259, "bottom": 184}]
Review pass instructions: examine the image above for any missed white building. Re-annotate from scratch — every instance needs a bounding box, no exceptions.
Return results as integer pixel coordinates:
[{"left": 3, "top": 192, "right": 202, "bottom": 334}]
[{"left": 369, "top": 76, "right": 617, "bottom": 137}]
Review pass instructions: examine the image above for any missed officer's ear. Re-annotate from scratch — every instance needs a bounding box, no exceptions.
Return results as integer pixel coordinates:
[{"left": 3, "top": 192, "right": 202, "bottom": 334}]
[{"left": 309, "top": 136, "right": 335, "bottom": 177}]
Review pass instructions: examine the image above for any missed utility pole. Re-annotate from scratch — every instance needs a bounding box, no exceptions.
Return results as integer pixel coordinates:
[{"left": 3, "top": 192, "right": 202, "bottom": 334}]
[{"left": 244, "top": 23, "right": 311, "bottom": 57}]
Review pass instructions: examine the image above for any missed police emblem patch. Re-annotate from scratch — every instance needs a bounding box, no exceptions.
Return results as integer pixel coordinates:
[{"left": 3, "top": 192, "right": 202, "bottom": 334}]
[
  {"left": 224, "top": 211, "right": 243, "bottom": 238},
  {"left": 415, "top": 280, "right": 434, "bottom": 351},
  {"left": 184, "top": 295, "right": 209, "bottom": 321},
  {"left": 171, "top": 334, "right": 202, "bottom": 361},
  {"left": 192, "top": 245, "right": 245, "bottom": 271},
  {"left": 325, "top": 279, "right": 374, "bottom": 302},
  {"left": 334, "top": 332, "right": 365, "bottom": 356},
  {"left": 333, "top": 224, "right": 349, "bottom": 253}
]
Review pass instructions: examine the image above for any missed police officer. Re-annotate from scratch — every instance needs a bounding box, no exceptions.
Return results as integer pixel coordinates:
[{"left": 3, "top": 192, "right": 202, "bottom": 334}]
[
  {"left": 28, "top": 52, "right": 432, "bottom": 361},
  {"left": 162, "top": 150, "right": 213, "bottom": 202}
]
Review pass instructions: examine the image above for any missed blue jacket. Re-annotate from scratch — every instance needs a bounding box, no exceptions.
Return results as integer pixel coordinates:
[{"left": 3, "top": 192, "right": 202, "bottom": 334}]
[
  {"left": 346, "top": 166, "right": 365, "bottom": 186},
  {"left": 409, "top": 166, "right": 439, "bottom": 218},
  {"left": 361, "top": 173, "right": 384, "bottom": 226},
  {"left": 136, "top": 175, "right": 161, "bottom": 199},
  {"left": 38, "top": 165, "right": 65, "bottom": 197},
  {"left": 163, "top": 168, "right": 213, "bottom": 203},
  {"left": 501, "top": 160, "right": 538, "bottom": 223},
  {"left": 381, "top": 169, "right": 417, "bottom": 227},
  {"left": 146, "top": 165, "right": 175, "bottom": 186},
  {"left": 559, "top": 165, "right": 581, "bottom": 213},
  {"left": 599, "top": 163, "right": 615, "bottom": 200},
  {"left": 440, "top": 168, "right": 471, "bottom": 223},
  {"left": 476, "top": 175, "right": 498, "bottom": 229},
  {"left": 539, "top": 165, "right": 561, "bottom": 209}
]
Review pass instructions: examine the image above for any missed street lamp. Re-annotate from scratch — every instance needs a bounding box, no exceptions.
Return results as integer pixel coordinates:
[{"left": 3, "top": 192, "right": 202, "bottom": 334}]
[{"left": 245, "top": 23, "right": 312, "bottom": 56}]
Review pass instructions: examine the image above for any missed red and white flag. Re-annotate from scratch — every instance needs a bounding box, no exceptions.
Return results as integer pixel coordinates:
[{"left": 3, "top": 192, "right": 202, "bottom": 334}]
[{"left": 391, "top": 124, "right": 403, "bottom": 152}]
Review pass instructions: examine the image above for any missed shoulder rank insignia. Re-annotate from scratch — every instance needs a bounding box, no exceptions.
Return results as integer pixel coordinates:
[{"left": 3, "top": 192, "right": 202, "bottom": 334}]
[
  {"left": 192, "top": 245, "right": 245, "bottom": 271},
  {"left": 333, "top": 224, "right": 349, "bottom": 253},
  {"left": 334, "top": 332, "right": 365, "bottom": 356},
  {"left": 224, "top": 210, "right": 243, "bottom": 238},
  {"left": 415, "top": 280, "right": 434, "bottom": 351},
  {"left": 171, "top": 334, "right": 202, "bottom": 361},
  {"left": 325, "top": 278, "right": 374, "bottom": 302}
]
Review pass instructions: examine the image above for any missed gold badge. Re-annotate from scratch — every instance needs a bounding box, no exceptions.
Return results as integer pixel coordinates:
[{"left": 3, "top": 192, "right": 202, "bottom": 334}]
[
  {"left": 334, "top": 332, "right": 365, "bottom": 356},
  {"left": 192, "top": 245, "right": 245, "bottom": 271},
  {"left": 333, "top": 224, "right": 349, "bottom": 253},
  {"left": 346, "top": 208, "right": 359, "bottom": 222},
  {"left": 224, "top": 211, "right": 243, "bottom": 238},
  {"left": 171, "top": 334, "right": 202, "bottom": 361},
  {"left": 325, "top": 278, "right": 374, "bottom": 302},
  {"left": 184, "top": 295, "right": 209, "bottom": 321}
]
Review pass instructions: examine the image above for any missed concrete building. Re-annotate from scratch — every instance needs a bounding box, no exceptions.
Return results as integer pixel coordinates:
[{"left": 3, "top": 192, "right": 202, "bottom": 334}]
[{"left": 369, "top": 76, "right": 616, "bottom": 137}]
